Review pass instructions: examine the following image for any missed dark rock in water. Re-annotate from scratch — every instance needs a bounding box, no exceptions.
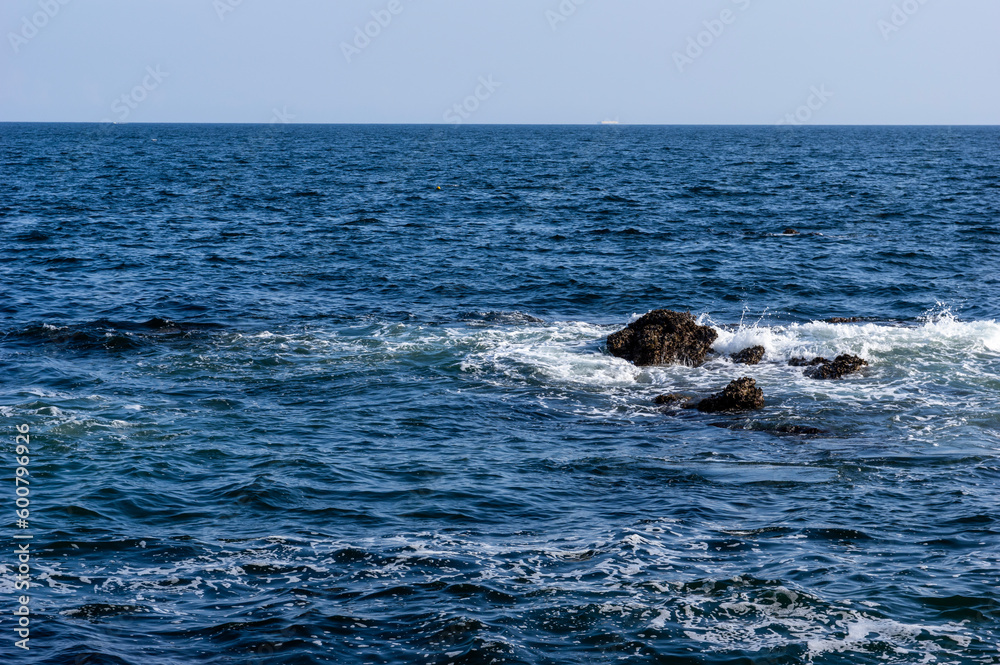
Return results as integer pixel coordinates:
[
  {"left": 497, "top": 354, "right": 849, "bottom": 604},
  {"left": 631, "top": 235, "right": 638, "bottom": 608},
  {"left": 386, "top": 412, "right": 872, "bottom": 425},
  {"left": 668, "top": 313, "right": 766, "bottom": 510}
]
[
  {"left": 783, "top": 228, "right": 800, "bottom": 235},
  {"left": 463, "top": 311, "right": 545, "bottom": 325},
  {"left": 696, "top": 377, "right": 764, "bottom": 413},
  {"left": 731, "top": 345, "right": 765, "bottom": 365},
  {"left": 775, "top": 424, "right": 825, "bottom": 435},
  {"left": 804, "top": 354, "right": 869, "bottom": 379},
  {"left": 654, "top": 393, "right": 690, "bottom": 406},
  {"left": 709, "top": 422, "right": 826, "bottom": 435},
  {"left": 789, "top": 357, "right": 829, "bottom": 367},
  {"left": 607, "top": 309, "right": 717, "bottom": 367},
  {"left": 827, "top": 317, "right": 862, "bottom": 323}
]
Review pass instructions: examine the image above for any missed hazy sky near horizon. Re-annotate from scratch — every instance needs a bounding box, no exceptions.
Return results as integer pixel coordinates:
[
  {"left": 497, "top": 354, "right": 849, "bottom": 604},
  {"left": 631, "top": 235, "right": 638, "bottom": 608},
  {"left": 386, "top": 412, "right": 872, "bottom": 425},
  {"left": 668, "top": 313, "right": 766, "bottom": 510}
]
[{"left": 1, "top": 0, "right": 998, "bottom": 125}]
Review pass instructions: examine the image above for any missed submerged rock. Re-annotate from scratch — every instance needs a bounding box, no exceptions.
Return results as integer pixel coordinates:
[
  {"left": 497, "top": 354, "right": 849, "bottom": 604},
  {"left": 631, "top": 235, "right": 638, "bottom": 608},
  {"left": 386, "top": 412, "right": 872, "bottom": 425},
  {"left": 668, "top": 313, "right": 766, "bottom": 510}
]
[
  {"left": 696, "top": 377, "right": 764, "bottom": 413},
  {"left": 654, "top": 393, "right": 693, "bottom": 408},
  {"left": 731, "top": 345, "right": 765, "bottom": 365},
  {"left": 707, "top": 422, "right": 826, "bottom": 435},
  {"left": 783, "top": 228, "right": 800, "bottom": 235},
  {"left": 804, "top": 354, "right": 869, "bottom": 379},
  {"left": 827, "top": 317, "right": 862, "bottom": 323},
  {"left": 789, "top": 357, "right": 829, "bottom": 367},
  {"left": 774, "top": 424, "right": 825, "bottom": 435},
  {"left": 606, "top": 309, "right": 717, "bottom": 367},
  {"left": 463, "top": 310, "right": 545, "bottom": 325}
]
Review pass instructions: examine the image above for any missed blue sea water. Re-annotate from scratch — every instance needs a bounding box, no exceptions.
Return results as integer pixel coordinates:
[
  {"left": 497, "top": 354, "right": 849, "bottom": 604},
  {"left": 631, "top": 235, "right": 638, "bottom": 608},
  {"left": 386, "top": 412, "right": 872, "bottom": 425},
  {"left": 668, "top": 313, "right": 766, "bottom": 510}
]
[{"left": 1, "top": 123, "right": 999, "bottom": 664}]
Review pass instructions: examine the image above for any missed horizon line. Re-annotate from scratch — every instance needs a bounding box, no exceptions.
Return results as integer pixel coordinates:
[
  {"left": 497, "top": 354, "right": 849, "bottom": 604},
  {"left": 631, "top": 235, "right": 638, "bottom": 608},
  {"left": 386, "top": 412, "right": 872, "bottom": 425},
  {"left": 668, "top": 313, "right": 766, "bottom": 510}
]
[{"left": 2, "top": 121, "right": 998, "bottom": 127}]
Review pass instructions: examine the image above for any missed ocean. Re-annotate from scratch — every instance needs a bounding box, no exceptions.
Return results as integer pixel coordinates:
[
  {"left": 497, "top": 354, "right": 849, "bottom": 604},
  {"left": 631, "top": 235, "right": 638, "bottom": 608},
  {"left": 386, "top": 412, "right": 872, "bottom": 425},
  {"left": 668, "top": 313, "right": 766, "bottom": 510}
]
[{"left": 1, "top": 123, "right": 999, "bottom": 664}]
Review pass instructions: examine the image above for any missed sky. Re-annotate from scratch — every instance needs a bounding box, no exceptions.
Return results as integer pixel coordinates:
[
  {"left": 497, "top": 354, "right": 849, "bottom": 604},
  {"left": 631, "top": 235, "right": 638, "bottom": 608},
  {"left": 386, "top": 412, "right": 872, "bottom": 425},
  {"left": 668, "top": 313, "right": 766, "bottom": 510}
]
[{"left": 1, "top": 0, "right": 998, "bottom": 125}]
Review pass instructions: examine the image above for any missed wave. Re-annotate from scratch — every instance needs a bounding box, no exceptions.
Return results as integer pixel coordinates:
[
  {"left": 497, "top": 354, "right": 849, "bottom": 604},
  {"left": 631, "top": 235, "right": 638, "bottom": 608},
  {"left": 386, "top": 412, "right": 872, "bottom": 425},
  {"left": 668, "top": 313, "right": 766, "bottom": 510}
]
[
  {"left": 28, "top": 527, "right": 986, "bottom": 663},
  {"left": 706, "top": 310, "right": 1000, "bottom": 361}
]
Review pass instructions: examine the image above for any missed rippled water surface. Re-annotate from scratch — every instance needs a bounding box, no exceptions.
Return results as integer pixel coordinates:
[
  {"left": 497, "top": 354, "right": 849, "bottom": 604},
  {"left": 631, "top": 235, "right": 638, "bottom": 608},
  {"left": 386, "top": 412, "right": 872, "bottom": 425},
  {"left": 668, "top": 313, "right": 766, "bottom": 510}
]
[{"left": 1, "top": 124, "right": 999, "bottom": 664}]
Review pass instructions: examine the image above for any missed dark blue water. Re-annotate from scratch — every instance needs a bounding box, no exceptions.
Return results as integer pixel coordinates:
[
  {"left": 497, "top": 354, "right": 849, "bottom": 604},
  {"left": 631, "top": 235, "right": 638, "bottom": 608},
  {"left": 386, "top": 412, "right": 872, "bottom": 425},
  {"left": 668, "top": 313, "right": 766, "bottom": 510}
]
[{"left": 2, "top": 124, "right": 999, "bottom": 664}]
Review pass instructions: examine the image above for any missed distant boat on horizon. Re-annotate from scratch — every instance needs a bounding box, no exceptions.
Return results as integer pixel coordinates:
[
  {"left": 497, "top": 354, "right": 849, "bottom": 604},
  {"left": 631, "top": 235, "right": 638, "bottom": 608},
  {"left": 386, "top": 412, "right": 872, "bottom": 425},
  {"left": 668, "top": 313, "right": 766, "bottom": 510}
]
[{"left": 600, "top": 120, "right": 620, "bottom": 125}]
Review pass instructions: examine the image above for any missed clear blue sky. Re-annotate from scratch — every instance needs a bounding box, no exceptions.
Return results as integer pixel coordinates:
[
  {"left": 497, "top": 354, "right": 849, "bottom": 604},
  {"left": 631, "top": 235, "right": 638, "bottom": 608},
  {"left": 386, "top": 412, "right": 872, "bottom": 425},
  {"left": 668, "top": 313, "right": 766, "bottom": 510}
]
[{"left": 2, "top": 0, "right": 997, "bottom": 124}]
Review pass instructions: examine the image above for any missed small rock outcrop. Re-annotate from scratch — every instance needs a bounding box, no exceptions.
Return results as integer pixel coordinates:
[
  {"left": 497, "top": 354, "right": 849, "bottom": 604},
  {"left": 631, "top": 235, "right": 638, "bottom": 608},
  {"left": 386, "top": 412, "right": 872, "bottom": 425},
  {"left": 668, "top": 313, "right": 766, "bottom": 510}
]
[
  {"left": 789, "top": 357, "right": 829, "bottom": 367},
  {"left": 696, "top": 377, "right": 765, "bottom": 413},
  {"left": 606, "top": 310, "right": 718, "bottom": 367},
  {"left": 803, "top": 354, "right": 869, "bottom": 379},
  {"left": 654, "top": 393, "right": 690, "bottom": 406},
  {"left": 731, "top": 345, "right": 765, "bottom": 365},
  {"left": 783, "top": 228, "right": 800, "bottom": 235},
  {"left": 827, "top": 317, "right": 862, "bottom": 324}
]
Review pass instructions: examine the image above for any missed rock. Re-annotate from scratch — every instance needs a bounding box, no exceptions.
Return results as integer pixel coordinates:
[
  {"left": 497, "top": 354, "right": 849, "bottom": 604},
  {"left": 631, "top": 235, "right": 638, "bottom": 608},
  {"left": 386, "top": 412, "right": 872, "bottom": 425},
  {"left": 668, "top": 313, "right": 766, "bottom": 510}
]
[
  {"left": 606, "top": 309, "right": 718, "bottom": 367},
  {"left": 804, "top": 354, "right": 868, "bottom": 379},
  {"left": 827, "top": 317, "right": 861, "bottom": 323},
  {"left": 707, "top": 422, "right": 826, "bottom": 435},
  {"left": 731, "top": 345, "right": 765, "bottom": 365},
  {"left": 774, "top": 424, "right": 825, "bottom": 435},
  {"left": 789, "top": 357, "right": 829, "bottom": 367},
  {"left": 783, "top": 228, "right": 800, "bottom": 235},
  {"left": 696, "top": 377, "right": 764, "bottom": 413},
  {"left": 654, "top": 393, "right": 690, "bottom": 405},
  {"left": 464, "top": 311, "right": 545, "bottom": 325}
]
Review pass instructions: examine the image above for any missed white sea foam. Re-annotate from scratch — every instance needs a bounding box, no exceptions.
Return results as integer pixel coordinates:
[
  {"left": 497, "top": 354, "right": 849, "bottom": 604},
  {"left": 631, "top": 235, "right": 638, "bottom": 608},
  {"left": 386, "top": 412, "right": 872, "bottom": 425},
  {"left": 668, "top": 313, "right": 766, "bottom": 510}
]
[
  {"left": 710, "top": 312, "right": 1000, "bottom": 364},
  {"left": 460, "top": 321, "right": 644, "bottom": 388},
  {"left": 458, "top": 312, "right": 998, "bottom": 386},
  {"left": 983, "top": 328, "right": 1000, "bottom": 353},
  {"left": 671, "top": 587, "right": 975, "bottom": 658}
]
